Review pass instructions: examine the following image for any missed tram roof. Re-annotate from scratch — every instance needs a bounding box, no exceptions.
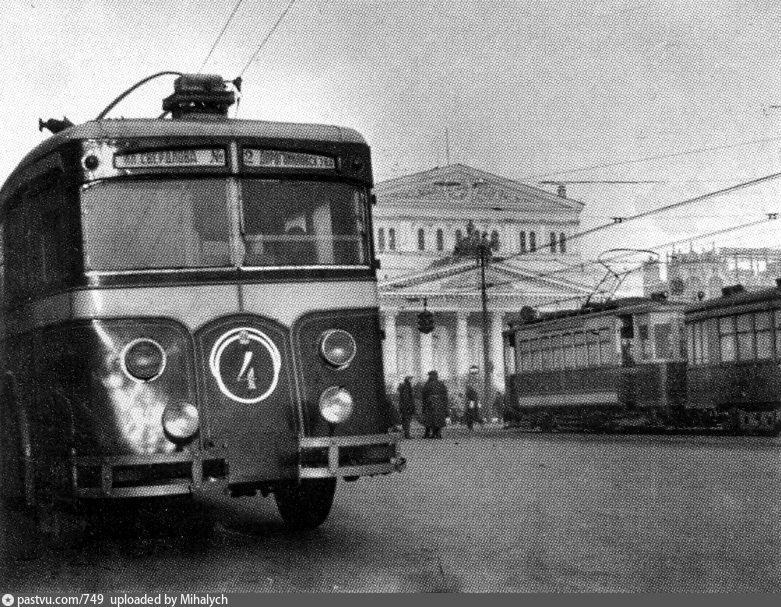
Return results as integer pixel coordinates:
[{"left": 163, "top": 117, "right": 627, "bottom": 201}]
[
  {"left": 507, "top": 297, "right": 686, "bottom": 331},
  {"left": 684, "top": 283, "right": 781, "bottom": 315}
]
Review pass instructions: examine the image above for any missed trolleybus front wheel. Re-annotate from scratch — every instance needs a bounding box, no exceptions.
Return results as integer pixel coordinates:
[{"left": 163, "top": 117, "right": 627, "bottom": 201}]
[{"left": 274, "top": 478, "right": 336, "bottom": 530}]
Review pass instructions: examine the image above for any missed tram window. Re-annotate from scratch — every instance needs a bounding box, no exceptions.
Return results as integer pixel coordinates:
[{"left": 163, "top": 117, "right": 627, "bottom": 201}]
[
  {"left": 540, "top": 336, "right": 550, "bottom": 370},
  {"left": 755, "top": 311, "right": 772, "bottom": 359},
  {"left": 242, "top": 180, "right": 367, "bottom": 266},
  {"left": 551, "top": 335, "right": 562, "bottom": 369},
  {"left": 598, "top": 328, "right": 613, "bottom": 365},
  {"left": 586, "top": 331, "right": 599, "bottom": 366},
  {"left": 574, "top": 331, "right": 587, "bottom": 367},
  {"left": 736, "top": 314, "right": 755, "bottom": 360},
  {"left": 81, "top": 180, "right": 231, "bottom": 270},
  {"left": 688, "top": 325, "right": 696, "bottom": 364},
  {"left": 775, "top": 310, "right": 781, "bottom": 357},
  {"left": 691, "top": 322, "right": 704, "bottom": 365},
  {"left": 562, "top": 333, "right": 573, "bottom": 367},
  {"left": 638, "top": 324, "right": 650, "bottom": 359},
  {"left": 654, "top": 323, "right": 672, "bottom": 359},
  {"left": 719, "top": 316, "right": 737, "bottom": 362}
]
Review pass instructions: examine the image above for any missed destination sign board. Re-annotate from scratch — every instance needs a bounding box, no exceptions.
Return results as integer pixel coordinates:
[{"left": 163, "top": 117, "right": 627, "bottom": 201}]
[
  {"left": 114, "top": 148, "right": 226, "bottom": 169},
  {"left": 243, "top": 149, "right": 335, "bottom": 169}
]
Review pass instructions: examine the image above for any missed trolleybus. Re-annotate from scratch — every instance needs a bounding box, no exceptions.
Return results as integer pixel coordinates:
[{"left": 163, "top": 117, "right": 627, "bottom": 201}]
[{"left": 0, "top": 74, "right": 404, "bottom": 549}]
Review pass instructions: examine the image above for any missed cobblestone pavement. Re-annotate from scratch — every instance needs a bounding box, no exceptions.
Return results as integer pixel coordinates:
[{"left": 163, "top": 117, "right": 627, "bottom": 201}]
[{"left": 4, "top": 424, "right": 780, "bottom": 592}]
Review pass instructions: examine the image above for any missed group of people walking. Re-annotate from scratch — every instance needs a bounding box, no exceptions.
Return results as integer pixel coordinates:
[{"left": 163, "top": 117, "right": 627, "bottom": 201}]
[{"left": 396, "top": 371, "right": 484, "bottom": 439}]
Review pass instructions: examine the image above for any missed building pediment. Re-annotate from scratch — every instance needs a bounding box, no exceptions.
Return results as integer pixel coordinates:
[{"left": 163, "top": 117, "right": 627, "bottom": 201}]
[
  {"left": 375, "top": 163, "right": 584, "bottom": 212},
  {"left": 379, "top": 258, "right": 594, "bottom": 298}
]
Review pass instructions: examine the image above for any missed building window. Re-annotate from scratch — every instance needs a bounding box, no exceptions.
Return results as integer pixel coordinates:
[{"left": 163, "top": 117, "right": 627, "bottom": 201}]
[
  {"left": 418, "top": 228, "right": 425, "bottom": 251},
  {"left": 490, "top": 229, "right": 500, "bottom": 250},
  {"left": 559, "top": 232, "right": 566, "bottom": 253},
  {"left": 529, "top": 231, "right": 536, "bottom": 252},
  {"left": 377, "top": 228, "right": 385, "bottom": 251},
  {"left": 436, "top": 228, "right": 444, "bottom": 251},
  {"left": 519, "top": 231, "right": 526, "bottom": 253},
  {"left": 549, "top": 231, "right": 556, "bottom": 253},
  {"left": 388, "top": 228, "right": 396, "bottom": 250}
]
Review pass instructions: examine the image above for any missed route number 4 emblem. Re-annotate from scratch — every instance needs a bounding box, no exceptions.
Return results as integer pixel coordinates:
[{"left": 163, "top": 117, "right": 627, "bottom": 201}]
[{"left": 237, "top": 351, "right": 257, "bottom": 391}]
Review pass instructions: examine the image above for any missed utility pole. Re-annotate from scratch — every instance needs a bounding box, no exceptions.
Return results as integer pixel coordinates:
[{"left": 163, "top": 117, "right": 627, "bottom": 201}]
[{"left": 478, "top": 235, "right": 492, "bottom": 416}]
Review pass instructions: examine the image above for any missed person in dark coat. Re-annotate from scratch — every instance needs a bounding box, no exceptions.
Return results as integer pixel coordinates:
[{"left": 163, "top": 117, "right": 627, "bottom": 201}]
[
  {"left": 397, "top": 376, "right": 416, "bottom": 439},
  {"left": 463, "top": 381, "right": 482, "bottom": 430},
  {"left": 421, "top": 370, "right": 449, "bottom": 439}
]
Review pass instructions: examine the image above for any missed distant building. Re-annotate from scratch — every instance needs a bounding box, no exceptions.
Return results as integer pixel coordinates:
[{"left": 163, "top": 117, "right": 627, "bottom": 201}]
[
  {"left": 643, "top": 247, "right": 781, "bottom": 302},
  {"left": 373, "top": 163, "right": 598, "bottom": 401}
]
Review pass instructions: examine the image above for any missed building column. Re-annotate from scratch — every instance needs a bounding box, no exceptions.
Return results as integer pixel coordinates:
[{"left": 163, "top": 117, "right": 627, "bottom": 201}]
[
  {"left": 420, "top": 329, "right": 433, "bottom": 377},
  {"left": 382, "top": 309, "right": 398, "bottom": 389},
  {"left": 455, "top": 311, "right": 470, "bottom": 385},
  {"left": 491, "top": 311, "right": 506, "bottom": 395}
]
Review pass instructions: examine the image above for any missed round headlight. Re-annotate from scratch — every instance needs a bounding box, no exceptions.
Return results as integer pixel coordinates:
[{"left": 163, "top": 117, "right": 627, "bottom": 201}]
[
  {"left": 162, "top": 402, "right": 200, "bottom": 441},
  {"left": 318, "top": 387, "right": 354, "bottom": 424},
  {"left": 319, "top": 329, "right": 356, "bottom": 368},
  {"left": 123, "top": 338, "right": 166, "bottom": 381}
]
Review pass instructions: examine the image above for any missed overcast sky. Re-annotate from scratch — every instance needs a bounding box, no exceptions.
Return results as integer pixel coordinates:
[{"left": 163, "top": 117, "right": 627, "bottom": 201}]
[{"left": 2, "top": 0, "right": 781, "bottom": 260}]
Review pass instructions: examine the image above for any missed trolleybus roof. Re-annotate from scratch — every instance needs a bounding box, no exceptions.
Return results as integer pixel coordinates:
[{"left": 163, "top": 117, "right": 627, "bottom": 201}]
[{"left": 0, "top": 117, "right": 368, "bottom": 207}]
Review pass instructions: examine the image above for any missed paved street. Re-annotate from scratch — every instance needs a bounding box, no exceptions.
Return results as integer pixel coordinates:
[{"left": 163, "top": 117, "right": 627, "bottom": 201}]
[{"left": 4, "top": 424, "right": 781, "bottom": 592}]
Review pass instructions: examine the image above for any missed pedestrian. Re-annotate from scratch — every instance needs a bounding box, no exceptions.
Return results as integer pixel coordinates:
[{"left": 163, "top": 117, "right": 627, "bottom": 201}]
[
  {"left": 493, "top": 391, "right": 505, "bottom": 424},
  {"left": 463, "top": 380, "right": 481, "bottom": 431},
  {"left": 397, "top": 375, "right": 416, "bottom": 439},
  {"left": 421, "top": 370, "right": 449, "bottom": 439}
]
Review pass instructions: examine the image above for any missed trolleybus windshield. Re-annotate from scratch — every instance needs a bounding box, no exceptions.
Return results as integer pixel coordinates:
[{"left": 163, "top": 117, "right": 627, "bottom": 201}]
[
  {"left": 80, "top": 178, "right": 369, "bottom": 271},
  {"left": 240, "top": 180, "right": 368, "bottom": 267}
]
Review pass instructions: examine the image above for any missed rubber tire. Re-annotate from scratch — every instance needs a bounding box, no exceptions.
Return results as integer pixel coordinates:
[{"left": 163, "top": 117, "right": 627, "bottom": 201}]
[{"left": 274, "top": 478, "right": 336, "bottom": 530}]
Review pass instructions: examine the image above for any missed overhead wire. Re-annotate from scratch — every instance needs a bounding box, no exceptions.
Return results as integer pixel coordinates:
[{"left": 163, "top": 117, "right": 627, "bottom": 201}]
[
  {"left": 441, "top": 210, "right": 779, "bottom": 295},
  {"left": 197, "top": 0, "right": 246, "bottom": 73},
  {"left": 237, "top": 0, "right": 298, "bottom": 78},
  {"left": 486, "top": 169, "right": 781, "bottom": 271},
  {"left": 519, "top": 134, "right": 781, "bottom": 180}
]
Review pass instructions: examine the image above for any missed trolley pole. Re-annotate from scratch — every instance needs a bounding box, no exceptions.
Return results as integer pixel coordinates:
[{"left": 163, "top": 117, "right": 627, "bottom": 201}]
[{"left": 479, "top": 238, "right": 493, "bottom": 417}]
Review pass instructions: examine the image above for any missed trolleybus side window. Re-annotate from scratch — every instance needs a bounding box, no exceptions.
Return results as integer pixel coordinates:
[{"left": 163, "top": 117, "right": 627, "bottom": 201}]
[
  {"left": 81, "top": 180, "right": 231, "bottom": 270},
  {"left": 241, "top": 180, "right": 368, "bottom": 267},
  {"left": 5, "top": 174, "right": 79, "bottom": 300},
  {"left": 719, "top": 316, "right": 737, "bottom": 362}
]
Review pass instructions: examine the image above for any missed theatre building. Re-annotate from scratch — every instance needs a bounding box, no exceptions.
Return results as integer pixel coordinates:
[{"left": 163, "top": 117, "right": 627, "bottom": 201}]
[{"left": 373, "top": 163, "right": 595, "bottom": 402}]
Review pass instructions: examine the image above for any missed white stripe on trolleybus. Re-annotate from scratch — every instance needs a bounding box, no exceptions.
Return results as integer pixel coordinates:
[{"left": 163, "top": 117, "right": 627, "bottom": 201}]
[
  {"left": 4, "top": 282, "right": 378, "bottom": 335},
  {"left": 516, "top": 392, "right": 620, "bottom": 407}
]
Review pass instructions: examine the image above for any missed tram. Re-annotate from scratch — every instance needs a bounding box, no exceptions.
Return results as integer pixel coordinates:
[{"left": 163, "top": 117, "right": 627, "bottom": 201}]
[
  {"left": 0, "top": 74, "right": 404, "bottom": 546},
  {"left": 502, "top": 297, "right": 691, "bottom": 432},
  {"left": 685, "top": 282, "right": 781, "bottom": 434}
]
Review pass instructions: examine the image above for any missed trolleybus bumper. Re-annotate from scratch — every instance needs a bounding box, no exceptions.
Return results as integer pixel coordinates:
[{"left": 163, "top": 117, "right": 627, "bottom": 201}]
[
  {"left": 298, "top": 432, "right": 406, "bottom": 479},
  {"left": 71, "top": 452, "right": 228, "bottom": 499}
]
